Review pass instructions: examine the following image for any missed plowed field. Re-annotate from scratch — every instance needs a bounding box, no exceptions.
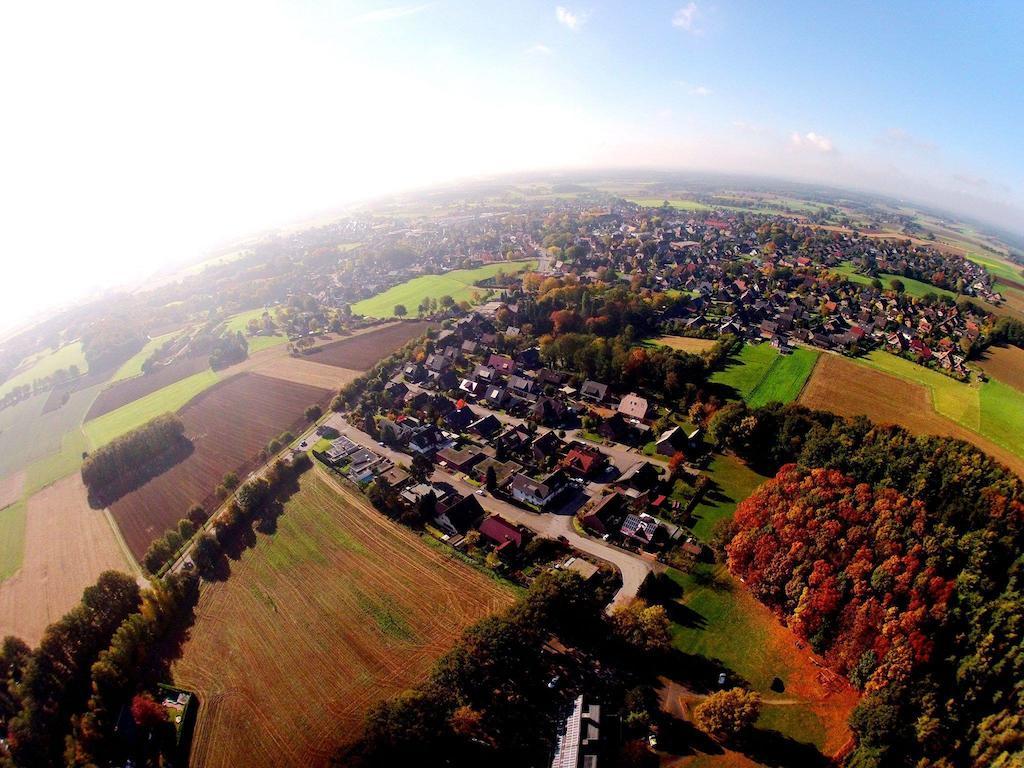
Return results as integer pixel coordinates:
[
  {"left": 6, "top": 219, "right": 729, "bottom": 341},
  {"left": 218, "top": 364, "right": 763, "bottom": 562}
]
[
  {"left": 308, "top": 321, "right": 433, "bottom": 370},
  {"left": 110, "top": 374, "right": 331, "bottom": 560},
  {"left": 85, "top": 356, "right": 210, "bottom": 420},
  {"left": 172, "top": 468, "right": 513, "bottom": 768}
]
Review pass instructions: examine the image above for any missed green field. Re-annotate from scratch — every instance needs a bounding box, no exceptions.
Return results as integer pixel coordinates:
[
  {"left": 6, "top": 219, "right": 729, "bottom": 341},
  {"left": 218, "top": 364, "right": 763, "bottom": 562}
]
[
  {"left": 0, "top": 499, "right": 27, "bottom": 580},
  {"left": 352, "top": 260, "right": 537, "bottom": 318},
  {"left": 962, "top": 250, "right": 1024, "bottom": 285},
  {"left": 24, "top": 428, "right": 89, "bottom": 497},
  {"left": 688, "top": 454, "right": 770, "bottom": 542},
  {"left": 1, "top": 341, "right": 89, "bottom": 399},
  {"left": 627, "top": 198, "right": 712, "bottom": 211},
  {"left": 224, "top": 308, "right": 287, "bottom": 353},
  {"left": 711, "top": 343, "right": 819, "bottom": 407},
  {"left": 109, "top": 331, "right": 181, "bottom": 383},
  {"left": 855, "top": 350, "right": 1024, "bottom": 459},
  {"left": 831, "top": 262, "right": 957, "bottom": 299},
  {"left": 83, "top": 368, "right": 221, "bottom": 449}
]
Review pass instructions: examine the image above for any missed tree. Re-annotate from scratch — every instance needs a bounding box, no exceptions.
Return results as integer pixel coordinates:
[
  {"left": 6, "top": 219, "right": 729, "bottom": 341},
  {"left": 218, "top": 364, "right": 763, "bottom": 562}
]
[
  {"left": 693, "top": 688, "right": 761, "bottom": 742},
  {"left": 394, "top": 304, "right": 408, "bottom": 317},
  {"left": 610, "top": 599, "right": 672, "bottom": 654},
  {"left": 889, "top": 278, "right": 905, "bottom": 294},
  {"left": 305, "top": 403, "right": 323, "bottom": 421},
  {"left": 485, "top": 465, "right": 497, "bottom": 490},
  {"left": 668, "top": 451, "right": 687, "bottom": 479},
  {"left": 131, "top": 693, "right": 168, "bottom": 728}
]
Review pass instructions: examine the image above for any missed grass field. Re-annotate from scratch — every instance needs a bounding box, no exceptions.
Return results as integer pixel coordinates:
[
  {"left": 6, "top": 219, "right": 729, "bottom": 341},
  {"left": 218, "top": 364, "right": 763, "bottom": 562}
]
[
  {"left": 831, "top": 262, "right": 957, "bottom": 299},
  {"left": 0, "top": 341, "right": 89, "bottom": 399},
  {"left": 109, "top": 331, "right": 181, "bottom": 383},
  {"left": 172, "top": 468, "right": 513, "bottom": 767},
  {"left": 627, "top": 198, "right": 713, "bottom": 211},
  {"left": 24, "top": 427, "right": 88, "bottom": 496},
  {"left": 83, "top": 368, "right": 220, "bottom": 449},
  {"left": 224, "top": 308, "right": 288, "bottom": 353},
  {"left": 711, "top": 344, "right": 818, "bottom": 407},
  {"left": 688, "top": 454, "right": 769, "bottom": 543},
  {"left": 645, "top": 335, "right": 719, "bottom": 353},
  {"left": 963, "top": 250, "right": 1024, "bottom": 285},
  {"left": 0, "top": 499, "right": 26, "bottom": 580},
  {"left": 352, "top": 260, "right": 536, "bottom": 318}
]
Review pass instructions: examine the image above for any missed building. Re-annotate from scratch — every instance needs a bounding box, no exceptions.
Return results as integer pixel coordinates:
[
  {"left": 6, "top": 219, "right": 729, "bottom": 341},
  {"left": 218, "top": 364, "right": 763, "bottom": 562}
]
[
  {"left": 479, "top": 514, "right": 524, "bottom": 554},
  {"left": 655, "top": 425, "right": 686, "bottom": 457},
  {"left": 433, "top": 494, "right": 485, "bottom": 536},
  {"left": 510, "top": 469, "right": 569, "bottom": 508},
  {"left": 580, "top": 380, "right": 609, "bottom": 402},
  {"left": 550, "top": 695, "right": 602, "bottom": 768},
  {"left": 561, "top": 443, "right": 607, "bottom": 478},
  {"left": 620, "top": 512, "right": 661, "bottom": 549},
  {"left": 616, "top": 393, "right": 650, "bottom": 421}
]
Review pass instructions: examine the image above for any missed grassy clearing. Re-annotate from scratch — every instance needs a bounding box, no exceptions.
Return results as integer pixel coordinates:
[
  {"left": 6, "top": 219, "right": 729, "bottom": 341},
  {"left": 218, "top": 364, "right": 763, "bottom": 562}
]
[
  {"left": 352, "top": 260, "right": 536, "bottom": 318},
  {"left": 644, "top": 335, "right": 719, "bottom": 354},
  {"left": 710, "top": 344, "right": 818, "bottom": 407},
  {"left": 83, "top": 368, "right": 221, "bottom": 448},
  {"left": 24, "top": 428, "right": 88, "bottom": 496},
  {"left": 627, "top": 198, "right": 712, "bottom": 211},
  {"left": 688, "top": 454, "right": 769, "bottom": 542},
  {"left": 831, "top": 262, "right": 957, "bottom": 299},
  {"left": 109, "top": 331, "right": 181, "bottom": 383},
  {"left": 979, "top": 379, "right": 1024, "bottom": 456},
  {"left": 224, "top": 308, "right": 288, "bottom": 353},
  {"left": 1, "top": 341, "right": 89, "bottom": 399},
  {"left": 0, "top": 499, "right": 27, "bottom": 580}
]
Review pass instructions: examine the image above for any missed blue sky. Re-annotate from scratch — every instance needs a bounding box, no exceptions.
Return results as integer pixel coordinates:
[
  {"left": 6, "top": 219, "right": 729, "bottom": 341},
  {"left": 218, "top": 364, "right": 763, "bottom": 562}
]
[{"left": 0, "top": 0, "right": 1021, "bottom": 329}]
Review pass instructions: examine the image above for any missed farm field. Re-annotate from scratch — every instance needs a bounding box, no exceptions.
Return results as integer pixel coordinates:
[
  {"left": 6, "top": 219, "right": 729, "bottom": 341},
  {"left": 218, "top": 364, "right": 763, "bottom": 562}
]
[
  {"left": 646, "top": 335, "right": 719, "bottom": 353},
  {"left": 86, "top": 356, "right": 210, "bottom": 421},
  {"left": 224, "top": 308, "right": 287, "bottom": 353},
  {"left": 109, "top": 330, "right": 181, "bottom": 383},
  {"left": 662, "top": 562, "right": 859, "bottom": 764},
  {"left": 172, "top": 469, "right": 514, "bottom": 768},
  {"left": 0, "top": 500, "right": 26, "bottom": 581},
  {"left": 110, "top": 373, "right": 332, "bottom": 560},
  {"left": 830, "top": 262, "right": 957, "bottom": 299},
  {"left": 0, "top": 341, "right": 89, "bottom": 400},
  {"left": 246, "top": 355, "right": 362, "bottom": 391},
  {"left": 0, "top": 475, "right": 131, "bottom": 645},
  {"left": 687, "top": 454, "right": 769, "bottom": 543},
  {"left": 309, "top": 321, "right": 434, "bottom": 370},
  {"left": 800, "top": 353, "right": 1024, "bottom": 477},
  {"left": 978, "top": 344, "right": 1024, "bottom": 391},
  {"left": 0, "top": 471, "right": 23, "bottom": 511},
  {"left": 83, "top": 368, "right": 220, "bottom": 449},
  {"left": 351, "top": 260, "right": 536, "bottom": 318},
  {"left": 628, "top": 198, "right": 713, "bottom": 211},
  {"left": 711, "top": 344, "right": 818, "bottom": 407}
]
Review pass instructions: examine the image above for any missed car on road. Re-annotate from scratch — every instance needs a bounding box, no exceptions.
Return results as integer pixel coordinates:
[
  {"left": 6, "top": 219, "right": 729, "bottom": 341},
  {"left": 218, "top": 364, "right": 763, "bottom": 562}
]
[
  {"left": 718, "top": 672, "right": 727, "bottom": 686},
  {"left": 547, "top": 675, "right": 560, "bottom": 689},
  {"left": 648, "top": 733, "right": 658, "bottom": 748},
  {"left": 475, "top": 489, "right": 485, "bottom": 495}
]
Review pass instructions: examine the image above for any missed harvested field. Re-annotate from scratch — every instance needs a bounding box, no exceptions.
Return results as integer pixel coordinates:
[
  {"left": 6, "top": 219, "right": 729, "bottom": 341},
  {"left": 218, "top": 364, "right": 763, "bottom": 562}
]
[
  {"left": 0, "top": 475, "right": 131, "bottom": 646},
  {"left": 800, "top": 354, "right": 1024, "bottom": 477},
  {"left": 86, "top": 356, "right": 210, "bottom": 420},
  {"left": 978, "top": 344, "right": 1024, "bottom": 392},
  {"left": 648, "top": 335, "right": 719, "bottom": 353},
  {"left": 247, "top": 355, "right": 362, "bottom": 391},
  {"left": 173, "top": 468, "right": 513, "bottom": 768},
  {"left": 0, "top": 470, "right": 23, "bottom": 510},
  {"left": 308, "top": 321, "right": 433, "bottom": 370},
  {"left": 110, "top": 373, "right": 332, "bottom": 560}
]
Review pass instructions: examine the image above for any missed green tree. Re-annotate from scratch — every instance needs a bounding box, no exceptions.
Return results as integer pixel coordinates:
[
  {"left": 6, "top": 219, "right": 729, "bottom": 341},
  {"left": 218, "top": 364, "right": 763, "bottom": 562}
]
[
  {"left": 693, "top": 688, "right": 762, "bottom": 742},
  {"left": 394, "top": 304, "right": 408, "bottom": 317}
]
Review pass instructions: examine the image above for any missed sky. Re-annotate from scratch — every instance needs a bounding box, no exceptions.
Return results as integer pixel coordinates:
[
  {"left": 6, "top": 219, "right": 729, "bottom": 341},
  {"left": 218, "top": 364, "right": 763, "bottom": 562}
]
[{"left": 1, "top": 0, "right": 1022, "bottom": 331}]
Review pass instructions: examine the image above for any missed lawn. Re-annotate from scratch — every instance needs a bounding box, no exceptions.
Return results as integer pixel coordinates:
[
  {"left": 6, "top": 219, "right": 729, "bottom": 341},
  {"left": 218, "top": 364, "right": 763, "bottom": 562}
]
[
  {"left": 224, "top": 308, "right": 288, "bottom": 353},
  {"left": 109, "top": 331, "right": 181, "bottom": 383},
  {"left": 710, "top": 344, "right": 818, "bottom": 407},
  {"left": 688, "top": 454, "right": 770, "bottom": 542},
  {"left": 0, "top": 341, "right": 89, "bottom": 399},
  {"left": 83, "top": 368, "right": 221, "bottom": 448},
  {"left": 831, "top": 262, "right": 957, "bottom": 299},
  {"left": 0, "top": 499, "right": 27, "bottom": 580},
  {"left": 352, "top": 260, "right": 537, "bottom": 318}
]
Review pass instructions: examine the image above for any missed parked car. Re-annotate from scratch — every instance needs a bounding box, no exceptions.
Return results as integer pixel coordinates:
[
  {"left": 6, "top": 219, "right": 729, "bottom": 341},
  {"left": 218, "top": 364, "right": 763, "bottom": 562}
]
[{"left": 718, "top": 672, "right": 727, "bottom": 686}]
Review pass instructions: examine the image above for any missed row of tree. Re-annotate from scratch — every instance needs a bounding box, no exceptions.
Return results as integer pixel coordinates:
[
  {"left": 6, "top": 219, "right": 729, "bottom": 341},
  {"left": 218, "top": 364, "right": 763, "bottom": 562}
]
[{"left": 80, "top": 414, "right": 188, "bottom": 500}]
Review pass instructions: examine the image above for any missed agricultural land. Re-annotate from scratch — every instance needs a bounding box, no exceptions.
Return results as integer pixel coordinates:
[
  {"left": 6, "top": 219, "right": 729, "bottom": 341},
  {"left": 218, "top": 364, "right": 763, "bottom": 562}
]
[{"left": 710, "top": 344, "right": 819, "bottom": 408}]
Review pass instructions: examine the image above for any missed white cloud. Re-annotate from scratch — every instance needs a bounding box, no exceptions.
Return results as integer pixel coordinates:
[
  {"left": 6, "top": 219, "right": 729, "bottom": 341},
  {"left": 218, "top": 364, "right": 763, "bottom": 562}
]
[
  {"left": 555, "top": 6, "right": 586, "bottom": 31},
  {"left": 526, "top": 42, "right": 552, "bottom": 55},
  {"left": 350, "top": 3, "right": 433, "bottom": 24},
  {"left": 790, "top": 131, "right": 835, "bottom": 153},
  {"left": 689, "top": 85, "right": 712, "bottom": 96},
  {"left": 672, "top": 3, "right": 700, "bottom": 33}
]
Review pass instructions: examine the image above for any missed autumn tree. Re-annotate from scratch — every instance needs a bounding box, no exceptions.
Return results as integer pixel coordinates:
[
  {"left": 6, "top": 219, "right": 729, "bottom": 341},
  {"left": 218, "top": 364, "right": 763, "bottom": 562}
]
[
  {"left": 693, "top": 688, "right": 761, "bottom": 742},
  {"left": 609, "top": 599, "right": 672, "bottom": 654}
]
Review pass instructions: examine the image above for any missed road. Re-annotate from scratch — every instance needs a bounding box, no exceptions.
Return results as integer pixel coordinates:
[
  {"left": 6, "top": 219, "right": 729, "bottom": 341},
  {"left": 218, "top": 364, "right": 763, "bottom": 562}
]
[{"left": 324, "top": 411, "right": 655, "bottom": 607}]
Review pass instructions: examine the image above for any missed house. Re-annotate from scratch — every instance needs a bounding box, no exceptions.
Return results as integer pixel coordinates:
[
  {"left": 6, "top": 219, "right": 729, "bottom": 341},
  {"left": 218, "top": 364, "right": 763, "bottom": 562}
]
[
  {"left": 562, "top": 556, "right": 599, "bottom": 582},
  {"left": 384, "top": 380, "right": 409, "bottom": 402},
  {"left": 561, "top": 443, "right": 607, "bottom": 478},
  {"left": 484, "top": 385, "right": 509, "bottom": 408},
  {"left": 620, "top": 512, "right": 661, "bottom": 549},
  {"left": 425, "top": 353, "right": 450, "bottom": 373},
  {"left": 616, "top": 461, "right": 662, "bottom": 492},
  {"left": 580, "top": 380, "right": 609, "bottom": 402},
  {"left": 458, "top": 379, "right": 484, "bottom": 398},
  {"left": 444, "top": 403, "right": 477, "bottom": 431},
  {"left": 531, "top": 430, "right": 565, "bottom": 464},
  {"left": 616, "top": 393, "right": 650, "bottom": 421},
  {"left": 510, "top": 469, "right": 568, "bottom": 508},
  {"left": 655, "top": 425, "right": 686, "bottom": 457},
  {"left": 403, "top": 363, "right": 426, "bottom": 383},
  {"left": 530, "top": 396, "right": 567, "bottom": 426},
  {"left": 433, "top": 494, "right": 485, "bottom": 536},
  {"left": 468, "top": 414, "right": 502, "bottom": 438},
  {"left": 378, "top": 465, "right": 411, "bottom": 490},
  {"left": 323, "top": 435, "right": 359, "bottom": 464},
  {"left": 550, "top": 695, "right": 602, "bottom": 768},
  {"left": 581, "top": 491, "right": 625, "bottom": 536},
  {"left": 400, "top": 482, "right": 451, "bottom": 508},
  {"left": 408, "top": 424, "right": 450, "bottom": 456},
  {"left": 473, "top": 457, "right": 522, "bottom": 488},
  {"left": 487, "top": 354, "right": 516, "bottom": 375},
  {"left": 479, "top": 514, "right": 524, "bottom": 555},
  {"left": 435, "top": 445, "right": 485, "bottom": 474}
]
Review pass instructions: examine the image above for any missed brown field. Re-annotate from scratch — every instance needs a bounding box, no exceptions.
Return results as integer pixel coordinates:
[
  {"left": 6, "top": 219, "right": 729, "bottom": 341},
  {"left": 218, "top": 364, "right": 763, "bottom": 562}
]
[
  {"left": 0, "top": 475, "right": 132, "bottom": 645},
  {"left": 247, "top": 355, "right": 362, "bottom": 391},
  {"left": 0, "top": 470, "right": 23, "bottom": 510},
  {"left": 85, "top": 356, "right": 210, "bottom": 420},
  {"left": 651, "top": 335, "right": 719, "bottom": 353},
  {"left": 801, "top": 354, "right": 1024, "bottom": 476},
  {"left": 173, "top": 468, "right": 513, "bottom": 768},
  {"left": 308, "top": 321, "right": 433, "bottom": 370},
  {"left": 979, "top": 344, "right": 1024, "bottom": 392},
  {"left": 110, "top": 373, "right": 332, "bottom": 560}
]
